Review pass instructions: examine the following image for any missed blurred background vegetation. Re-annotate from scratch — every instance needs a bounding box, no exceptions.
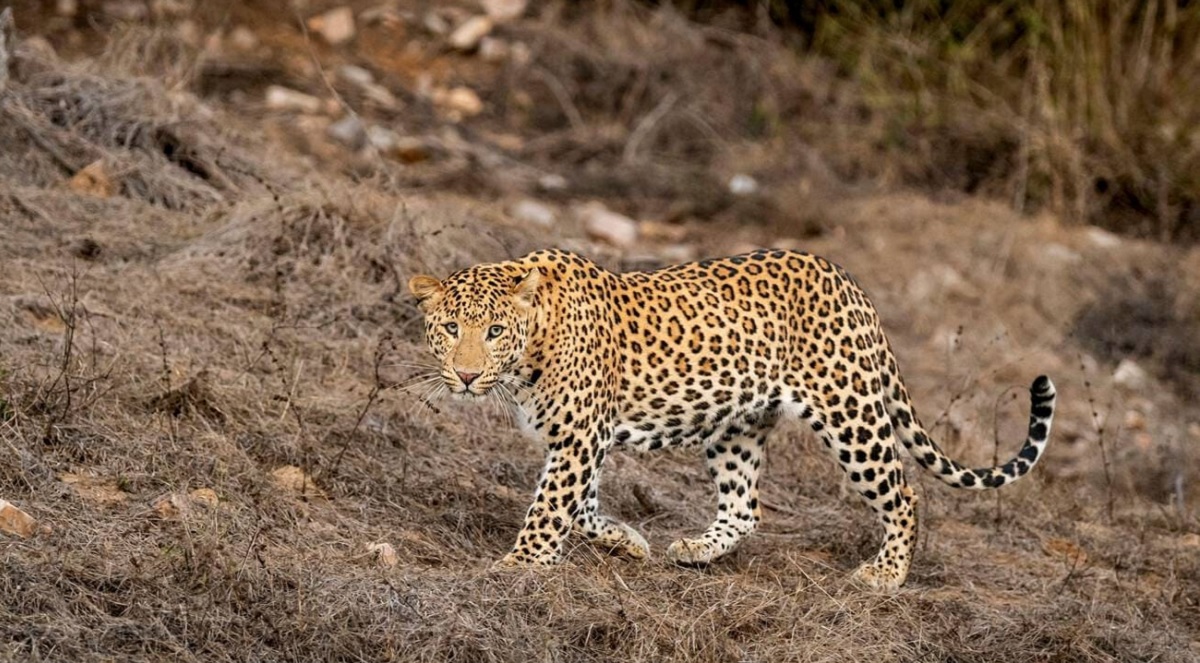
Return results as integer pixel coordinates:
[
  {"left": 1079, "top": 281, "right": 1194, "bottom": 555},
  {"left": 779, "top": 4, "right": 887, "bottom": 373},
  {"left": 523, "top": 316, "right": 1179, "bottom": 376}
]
[{"left": 671, "top": 0, "right": 1200, "bottom": 241}]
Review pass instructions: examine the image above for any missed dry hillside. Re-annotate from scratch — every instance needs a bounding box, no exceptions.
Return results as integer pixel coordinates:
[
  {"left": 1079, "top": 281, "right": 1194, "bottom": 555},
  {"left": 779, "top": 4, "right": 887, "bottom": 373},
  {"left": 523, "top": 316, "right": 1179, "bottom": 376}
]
[{"left": 0, "top": 2, "right": 1198, "bottom": 662}]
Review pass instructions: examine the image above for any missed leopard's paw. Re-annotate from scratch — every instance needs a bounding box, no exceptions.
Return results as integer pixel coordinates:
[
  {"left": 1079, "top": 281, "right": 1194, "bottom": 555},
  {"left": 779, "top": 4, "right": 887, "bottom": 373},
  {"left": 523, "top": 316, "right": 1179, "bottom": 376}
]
[{"left": 666, "top": 537, "right": 722, "bottom": 566}]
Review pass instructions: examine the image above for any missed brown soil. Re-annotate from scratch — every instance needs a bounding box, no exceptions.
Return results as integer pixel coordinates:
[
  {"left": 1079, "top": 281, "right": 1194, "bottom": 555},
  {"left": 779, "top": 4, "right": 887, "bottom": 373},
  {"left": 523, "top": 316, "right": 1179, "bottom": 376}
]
[{"left": 1, "top": 3, "right": 1198, "bottom": 662}]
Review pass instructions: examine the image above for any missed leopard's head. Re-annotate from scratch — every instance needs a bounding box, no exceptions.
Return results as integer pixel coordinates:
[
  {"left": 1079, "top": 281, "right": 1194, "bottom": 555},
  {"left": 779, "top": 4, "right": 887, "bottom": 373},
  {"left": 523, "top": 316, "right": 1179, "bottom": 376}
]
[{"left": 407, "top": 264, "right": 540, "bottom": 397}]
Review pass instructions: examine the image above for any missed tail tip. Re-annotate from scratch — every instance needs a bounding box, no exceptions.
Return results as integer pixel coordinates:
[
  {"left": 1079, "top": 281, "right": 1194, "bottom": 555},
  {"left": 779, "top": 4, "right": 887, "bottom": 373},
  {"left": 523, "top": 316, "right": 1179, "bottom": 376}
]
[{"left": 1032, "top": 375, "right": 1055, "bottom": 396}]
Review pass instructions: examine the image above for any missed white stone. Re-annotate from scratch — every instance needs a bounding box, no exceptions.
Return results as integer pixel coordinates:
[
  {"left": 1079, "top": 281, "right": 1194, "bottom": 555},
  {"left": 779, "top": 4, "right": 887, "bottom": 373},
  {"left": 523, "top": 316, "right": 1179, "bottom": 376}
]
[
  {"left": 423, "top": 11, "right": 451, "bottom": 35},
  {"left": 449, "top": 15, "right": 493, "bottom": 51},
  {"left": 307, "top": 7, "right": 356, "bottom": 46},
  {"left": 660, "top": 244, "right": 697, "bottom": 263},
  {"left": 481, "top": 0, "right": 527, "bottom": 22},
  {"left": 265, "top": 86, "right": 323, "bottom": 113},
  {"left": 1113, "top": 359, "right": 1150, "bottom": 390},
  {"left": 510, "top": 198, "right": 556, "bottom": 227},
  {"left": 366, "top": 125, "right": 399, "bottom": 152},
  {"left": 728, "top": 173, "right": 759, "bottom": 196},
  {"left": 1086, "top": 227, "right": 1123, "bottom": 249},
  {"left": 538, "top": 173, "right": 568, "bottom": 191},
  {"left": 327, "top": 115, "right": 366, "bottom": 148},
  {"left": 578, "top": 202, "right": 639, "bottom": 248},
  {"left": 228, "top": 25, "right": 259, "bottom": 51},
  {"left": 338, "top": 64, "right": 375, "bottom": 87},
  {"left": 478, "top": 37, "right": 509, "bottom": 62}
]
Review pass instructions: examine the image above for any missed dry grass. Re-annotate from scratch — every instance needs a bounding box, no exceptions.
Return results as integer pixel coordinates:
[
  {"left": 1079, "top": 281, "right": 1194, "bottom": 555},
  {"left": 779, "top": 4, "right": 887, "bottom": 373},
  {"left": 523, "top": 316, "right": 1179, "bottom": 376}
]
[
  {"left": 1, "top": 9, "right": 1199, "bottom": 663},
  {"left": 806, "top": 0, "right": 1200, "bottom": 241}
]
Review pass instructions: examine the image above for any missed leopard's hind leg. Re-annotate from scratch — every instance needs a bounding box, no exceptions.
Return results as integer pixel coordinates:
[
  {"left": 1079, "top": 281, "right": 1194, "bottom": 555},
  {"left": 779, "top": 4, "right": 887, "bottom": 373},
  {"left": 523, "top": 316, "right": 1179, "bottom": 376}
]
[
  {"left": 667, "top": 414, "right": 774, "bottom": 566},
  {"left": 807, "top": 391, "right": 918, "bottom": 591}
]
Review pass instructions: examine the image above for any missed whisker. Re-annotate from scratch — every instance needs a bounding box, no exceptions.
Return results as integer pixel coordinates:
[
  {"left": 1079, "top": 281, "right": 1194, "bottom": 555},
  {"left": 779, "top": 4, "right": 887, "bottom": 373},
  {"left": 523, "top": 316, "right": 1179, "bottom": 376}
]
[
  {"left": 394, "top": 374, "right": 443, "bottom": 392},
  {"left": 494, "top": 383, "right": 525, "bottom": 429},
  {"left": 384, "top": 361, "right": 442, "bottom": 370}
]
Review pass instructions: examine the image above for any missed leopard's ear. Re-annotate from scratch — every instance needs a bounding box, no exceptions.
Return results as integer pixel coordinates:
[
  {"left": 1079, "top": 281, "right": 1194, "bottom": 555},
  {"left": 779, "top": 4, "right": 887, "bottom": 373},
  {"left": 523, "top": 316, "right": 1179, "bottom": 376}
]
[
  {"left": 511, "top": 269, "right": 541, "bottom": 309},
  {"left": 408, "top": 275, "right": 444, "bottom": 311}
]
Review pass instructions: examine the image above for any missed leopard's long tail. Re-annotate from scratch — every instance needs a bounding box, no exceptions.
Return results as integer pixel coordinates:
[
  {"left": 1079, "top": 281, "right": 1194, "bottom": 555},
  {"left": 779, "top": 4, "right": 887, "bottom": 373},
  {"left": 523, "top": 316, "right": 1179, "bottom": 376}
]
[{"left": 885, "top": 366, "right": 1056, "bottom": 490}]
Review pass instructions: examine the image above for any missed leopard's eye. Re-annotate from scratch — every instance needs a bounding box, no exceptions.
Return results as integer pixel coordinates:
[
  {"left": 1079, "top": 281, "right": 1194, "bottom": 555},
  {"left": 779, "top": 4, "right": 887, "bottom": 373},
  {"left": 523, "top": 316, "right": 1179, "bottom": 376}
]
[
  {"left": 443, "top": 322, "right": 459, "bottom": 336},
  {"left": 486, "top": 324, "right": 505, "bottom": 340}
]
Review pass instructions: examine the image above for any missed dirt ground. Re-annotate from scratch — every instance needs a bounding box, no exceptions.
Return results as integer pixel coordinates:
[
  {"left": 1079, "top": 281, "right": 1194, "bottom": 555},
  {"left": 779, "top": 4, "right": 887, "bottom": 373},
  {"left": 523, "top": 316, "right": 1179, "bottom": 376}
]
[{"left": 1, "top": 2, "right": 1198, "bottom": 662}]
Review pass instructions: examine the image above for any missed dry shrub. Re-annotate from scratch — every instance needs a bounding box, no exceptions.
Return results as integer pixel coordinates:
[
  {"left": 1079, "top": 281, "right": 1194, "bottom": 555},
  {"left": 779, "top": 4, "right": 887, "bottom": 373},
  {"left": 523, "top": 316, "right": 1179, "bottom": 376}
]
[
  {"left": 0, "top": 26, "right": 269, "bottom": 211},
  {"left": 805, "top": 0, "right": 1200, "bottom": 241},
  {"left": 492, "top": 1, "right": 836, "bottom": 229}
]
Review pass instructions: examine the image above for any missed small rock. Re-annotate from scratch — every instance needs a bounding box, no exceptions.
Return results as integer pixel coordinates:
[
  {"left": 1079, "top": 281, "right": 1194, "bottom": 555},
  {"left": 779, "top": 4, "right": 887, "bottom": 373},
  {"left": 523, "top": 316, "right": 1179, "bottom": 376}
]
[
  {"left": 449, "top": 15, "right": 493, "bottom": 51},
  {"left": 659, "top": 244, "right": 697, "bottom": 264},
  {"left": 509, "top": 198, "right": 556, "bottom": 227},
  {"left": 359, "top": 4, "right": 403, "bottom": 27},
  {"left": 0, "top": 499, "right": 37, "bottom": 538},
  {"left": 1112, "top": 359, "right": 1150, "bottom": 390},
  {"left": 307, "top": 6, "right": 356, "bottom": 46},
  {"left": 537, "top": 173, "right": 568, "bottom": 191},
  {"left": 338, "top": 64, "right": 375, "bottom": 87},
  {"left": 56, "top": 0, "right": 78, "bottom": 17},
  {"left": 363, "top": 84, "right": 398, "bottom": 109},
  {"left": 769, "top": 238, "right": 805, "bottom": 252},
  {"left": 640, "top": 220, "right": 688, "bottom": 243},
  {"left": 327, "top": 114, "right": 367, "bottom": 149},
  {"left": 478, "top": 37, "right": 509, "bottom": 62},
  {"left": 265, "top": 86, "right": 323, "bottom": 113},
  {"left": 485, "top": 131, "right": 524, "bottom": 151},
  {"left": 189, "top": 488, "right": 219, "bottom": 508},
  {"left": 365, "top": 125, "right": 399, "bottom": 152},
  {"left": 423, "top": 10, "right": 451, "bottom": 35},
  {"left": 481, "top": 0, "right": 527, "bottom": 21},
  {"left": 1123, "top": 410, "right": 1147, "bottom": 431},
  {"left": 68, "top": 161, "right": 115, "bottom": 199},
  {"left": 368, "top": 128, "right": 432, "bottom": 163},
  {"left": 1086, "top": 227, "right": 1122, "bottom": 249},
  {"left": 728, "top": 174, "right": 759, "bottom": 196},
  {"left": 271, "top": 465, "right": 326, "bottom": 499},
  {"left": 367, "top": 541, "right": 399, "bottom": 567},
  {"left": 577, "top": 202, "right": 639, "bottom": 248},
  {"left": 337, "top": 68, "right": 398, "bottom": 108},
  {"left": 432, "top": 86, "right": 483, "bottom": 118},
  {"left": 228, "top": 25, "right": 259, "bottom": 51}
]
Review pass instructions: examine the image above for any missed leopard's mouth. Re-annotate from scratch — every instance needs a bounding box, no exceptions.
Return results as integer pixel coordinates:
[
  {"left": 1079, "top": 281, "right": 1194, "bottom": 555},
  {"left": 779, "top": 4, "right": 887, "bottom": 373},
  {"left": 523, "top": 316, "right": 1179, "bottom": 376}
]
[{"left": 449, "top": 384, "right": 492, "bottom": 398}]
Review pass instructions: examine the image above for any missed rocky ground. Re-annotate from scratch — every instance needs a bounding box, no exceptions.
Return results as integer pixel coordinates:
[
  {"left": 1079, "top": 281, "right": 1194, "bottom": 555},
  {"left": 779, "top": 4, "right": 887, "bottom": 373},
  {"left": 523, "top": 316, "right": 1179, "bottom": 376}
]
[{"left": 1, "top": 2, "right": 1198, "bottom": 662}]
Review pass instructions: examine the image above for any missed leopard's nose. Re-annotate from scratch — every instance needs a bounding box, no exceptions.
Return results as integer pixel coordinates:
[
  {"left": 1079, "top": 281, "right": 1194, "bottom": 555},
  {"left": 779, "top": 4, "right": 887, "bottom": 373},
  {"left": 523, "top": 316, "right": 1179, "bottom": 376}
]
[{"left": 456, "top": 370, "right": 480, "bottom": 386}]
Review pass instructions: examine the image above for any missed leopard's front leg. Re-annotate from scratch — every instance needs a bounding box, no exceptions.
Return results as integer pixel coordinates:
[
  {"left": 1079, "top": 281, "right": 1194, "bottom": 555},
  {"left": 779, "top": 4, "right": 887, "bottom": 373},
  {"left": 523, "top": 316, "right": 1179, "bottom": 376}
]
[{"left": 496, "top": 421, "right": 613, "bottom": 567}]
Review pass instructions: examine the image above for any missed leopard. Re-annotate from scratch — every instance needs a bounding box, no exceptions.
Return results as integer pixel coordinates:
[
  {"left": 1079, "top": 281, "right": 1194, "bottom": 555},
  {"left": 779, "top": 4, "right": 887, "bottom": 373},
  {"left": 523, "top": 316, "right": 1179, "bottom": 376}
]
[{"left": 407, "top": 248, "right": 1056, "bottom": 590}]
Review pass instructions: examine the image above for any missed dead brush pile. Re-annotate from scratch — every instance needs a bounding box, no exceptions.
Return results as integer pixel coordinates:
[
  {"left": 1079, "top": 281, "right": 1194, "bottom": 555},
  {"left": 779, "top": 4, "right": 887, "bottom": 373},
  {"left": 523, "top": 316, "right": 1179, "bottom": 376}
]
[{"left": 0, "top": 11, "right": 1198, "bottom": 663}]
